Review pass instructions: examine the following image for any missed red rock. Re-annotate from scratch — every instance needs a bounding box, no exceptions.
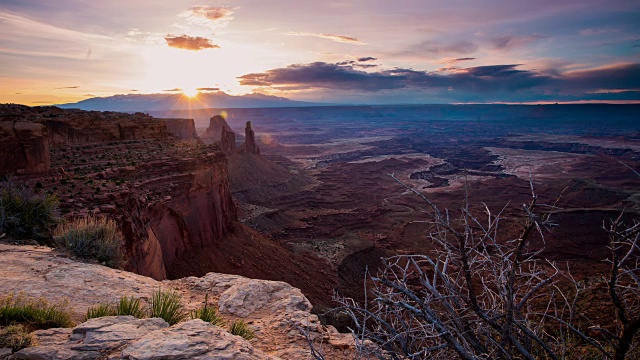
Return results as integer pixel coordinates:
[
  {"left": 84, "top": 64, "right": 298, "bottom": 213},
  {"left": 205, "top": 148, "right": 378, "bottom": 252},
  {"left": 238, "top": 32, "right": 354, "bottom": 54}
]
[
  {"left": 202, "top": 115, "right": 233, "bottom": 145},
  {"left": 0, "top": 120, "right": 50, "bottom": 175},
  {"left": 220, "top": 127, "right": 237, "bottom": 153},
  {"left": 240, "top": 121, "right": 260, "bottom": 155},
  {"left": 161, "top": 118, "right": 200, "bottom": 143}
]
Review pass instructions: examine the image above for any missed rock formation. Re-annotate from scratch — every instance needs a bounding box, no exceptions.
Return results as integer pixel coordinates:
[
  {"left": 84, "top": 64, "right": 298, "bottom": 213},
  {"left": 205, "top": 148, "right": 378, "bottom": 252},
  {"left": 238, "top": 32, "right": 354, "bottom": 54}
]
[
  {"left": 241, "top": 121, "right": 260, "bottom": 155},
  {"left": 202, "top": 115, "right": 233, "bottom": 145},
  {"left": 0, "top": 104, "right": 199, "bottom": 175},
  {"left": 0, "top": 244, "right": 354, "bottom": 359},
  {"left": 161, "top": 118, "right": 200, "bottom": 143},
  {"left": 0, "top": 120, "right": 50, "bottom": 175},
  {"left": 220, "top": 126, "right": 237, "bottom": 153},
  {"left": 1, "top": 105, "right": 338, "bottom": 309}
]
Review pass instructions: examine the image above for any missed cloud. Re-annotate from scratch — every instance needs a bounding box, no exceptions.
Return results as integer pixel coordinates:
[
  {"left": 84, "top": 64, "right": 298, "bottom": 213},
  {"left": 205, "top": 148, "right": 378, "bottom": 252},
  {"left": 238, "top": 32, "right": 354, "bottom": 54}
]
[
  {"left": 285, "top": 32, "right": 365, "bottom": 45},
  {"left": 439, "top": 57, "right": 476, "bottom": 64},
  {"left": 179, "top": 6, "right": 234, "bottom": 28},
  {"left": 237, "top": 60, "right": 640, "bottom": 102},
  {"left": 489, "top": 34, "right": 547, "bottom": 50},
  {"left": 162, "top": 88, "right": 182, "bottom": 92},
  {"left": 580, "top": 28, "right": 617, "bottom": 36},
  {"left": 55, "top": 86, "right": 79, "bottom": 89},
  {"left": 196, "top": 87, "right": 220, "bottom": 91},
  {"left": 165, "top": 34, "right": 219, "bottom": 50},
  {"left": 397, "top": 40, "right": 478, "bottom": 58},
  {"left": 357, "top": 57, "right": 377, "bottom": 62}
]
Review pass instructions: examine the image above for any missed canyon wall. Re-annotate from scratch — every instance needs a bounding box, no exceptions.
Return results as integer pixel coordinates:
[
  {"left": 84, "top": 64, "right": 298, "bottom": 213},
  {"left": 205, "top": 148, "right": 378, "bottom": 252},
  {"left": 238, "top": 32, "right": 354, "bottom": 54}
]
[
  {"left": 120, "top": 152, "right": 237, "bottom": 279},
  {"left": 161, "top": 118, "right": 200, "bottom": 143},
  {"left": 0, "top": 104, "right": 188, "bottom": 175},
  {"left": 0, "top": 120, "right": 50, "bottom": 174}
]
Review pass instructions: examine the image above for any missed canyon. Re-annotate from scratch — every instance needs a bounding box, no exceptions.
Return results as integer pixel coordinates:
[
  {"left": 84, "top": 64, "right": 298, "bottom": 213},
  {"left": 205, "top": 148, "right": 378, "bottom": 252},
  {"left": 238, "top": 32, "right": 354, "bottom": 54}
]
[
  {"left": 0, "top": 104, "right": 336, "bottom": 310},
  {"left": 2, "top": 103, "right": 640, "bottom": 358}
]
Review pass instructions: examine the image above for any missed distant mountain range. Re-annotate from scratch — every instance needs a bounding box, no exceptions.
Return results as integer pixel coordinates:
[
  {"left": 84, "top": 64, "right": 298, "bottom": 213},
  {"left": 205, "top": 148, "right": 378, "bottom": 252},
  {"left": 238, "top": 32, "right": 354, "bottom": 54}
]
[{"left": 58, "top": 92, "right": 321, "bottom": 112}]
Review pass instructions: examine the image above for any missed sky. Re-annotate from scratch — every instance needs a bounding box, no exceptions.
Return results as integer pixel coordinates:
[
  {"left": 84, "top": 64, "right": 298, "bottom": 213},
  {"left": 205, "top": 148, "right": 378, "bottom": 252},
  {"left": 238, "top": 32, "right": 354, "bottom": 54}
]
[{"left": 0, "top": 0, "right": 639, "bottom": 105}]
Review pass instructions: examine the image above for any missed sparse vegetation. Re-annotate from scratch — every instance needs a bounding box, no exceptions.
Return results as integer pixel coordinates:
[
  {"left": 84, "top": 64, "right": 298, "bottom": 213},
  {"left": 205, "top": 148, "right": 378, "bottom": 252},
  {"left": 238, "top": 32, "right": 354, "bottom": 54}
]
[
  {"left": 54, "top": 216, "right": 126, "bottom": 269},
  {"left": 149, "top": 288, "right": 186, "bottom": 325},
  {"left": 85, "top": 295, "right": 145, "bottom": 320},
  {"left": 321, "top": 176, "right": 640, "bottom": 360},
  {"left": 0, "top": 179, "right": 59, "bottom": 240},
  {"left": 115, "top": 295, "right": 145, "bottom": 318},
  {"left": 0, "top": 324, "right": 32, "bottom": 351},
  {"left": 85, "top": 303, "right": 113, "bottom": 320},
  {"left": 190, "top": 294, "right": 224, "bottom": 327},
  {"left": 229, "top": 320, "right": 254, "bottom": 340},
  {"left": 0, "top": 293, "right": 74, "bottom": 329}
]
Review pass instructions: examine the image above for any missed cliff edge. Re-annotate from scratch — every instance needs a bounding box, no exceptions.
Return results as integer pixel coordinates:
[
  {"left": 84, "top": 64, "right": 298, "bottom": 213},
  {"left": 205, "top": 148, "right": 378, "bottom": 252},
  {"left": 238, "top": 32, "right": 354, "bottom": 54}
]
[{"left": 0, "top": 243, "right": 353, "bottom": 359}]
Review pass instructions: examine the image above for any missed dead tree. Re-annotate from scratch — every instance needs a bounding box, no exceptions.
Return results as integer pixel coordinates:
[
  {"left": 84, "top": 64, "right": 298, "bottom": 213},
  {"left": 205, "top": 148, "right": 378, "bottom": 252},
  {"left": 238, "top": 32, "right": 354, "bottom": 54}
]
[{"left": 329, "top": 175, "right": 640, "bottom": 359}]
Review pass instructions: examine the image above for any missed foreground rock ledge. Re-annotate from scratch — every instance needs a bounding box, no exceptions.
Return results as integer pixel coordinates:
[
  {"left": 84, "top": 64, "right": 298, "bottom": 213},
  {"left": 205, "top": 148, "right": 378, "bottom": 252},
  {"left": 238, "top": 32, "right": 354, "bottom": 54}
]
[{"left": 0, "top": 244, "right": 353, "bottom": 359}]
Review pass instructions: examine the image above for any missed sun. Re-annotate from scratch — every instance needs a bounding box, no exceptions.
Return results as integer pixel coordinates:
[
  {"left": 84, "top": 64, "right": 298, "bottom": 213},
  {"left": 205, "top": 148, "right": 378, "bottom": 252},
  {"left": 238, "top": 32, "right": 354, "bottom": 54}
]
[{"left": 182, "top": 87, "right": 198, "bottom": 98}]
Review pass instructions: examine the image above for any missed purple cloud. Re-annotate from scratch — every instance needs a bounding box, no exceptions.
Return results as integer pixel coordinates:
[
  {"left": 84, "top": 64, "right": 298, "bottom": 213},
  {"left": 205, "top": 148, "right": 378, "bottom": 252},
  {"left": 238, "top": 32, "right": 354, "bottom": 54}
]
[
  {"left": 238, "top": 60, "right": 640, "bottom": 102},
  {"left": 489, "top": 34, "right": 547, "bottom": 50}
]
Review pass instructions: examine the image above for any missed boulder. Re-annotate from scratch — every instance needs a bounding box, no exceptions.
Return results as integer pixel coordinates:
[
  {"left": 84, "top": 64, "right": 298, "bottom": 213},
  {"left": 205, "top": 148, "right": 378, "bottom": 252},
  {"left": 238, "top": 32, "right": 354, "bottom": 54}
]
[{"left": 14, "top": 318, "right": 275, "bottom": 360}]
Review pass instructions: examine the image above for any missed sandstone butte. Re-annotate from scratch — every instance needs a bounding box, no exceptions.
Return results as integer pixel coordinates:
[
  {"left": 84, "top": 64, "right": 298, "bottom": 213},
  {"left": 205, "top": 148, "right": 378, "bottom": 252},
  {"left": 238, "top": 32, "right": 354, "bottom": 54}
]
[{"left": 0, "top": 104, "right": 347, "bottom": 359}]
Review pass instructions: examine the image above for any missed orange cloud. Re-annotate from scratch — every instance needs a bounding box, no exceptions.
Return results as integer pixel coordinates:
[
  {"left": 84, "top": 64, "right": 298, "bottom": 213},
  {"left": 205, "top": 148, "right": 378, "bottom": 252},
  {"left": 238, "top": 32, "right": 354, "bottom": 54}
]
[{"left": 165, "top": 35, "right": 219, "bottom": 50}]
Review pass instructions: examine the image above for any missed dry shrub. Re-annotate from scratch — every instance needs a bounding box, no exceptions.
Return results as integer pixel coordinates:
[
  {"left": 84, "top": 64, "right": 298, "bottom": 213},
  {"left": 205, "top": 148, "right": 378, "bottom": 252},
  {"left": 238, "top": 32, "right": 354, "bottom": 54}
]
[{"left": 54, "top": 216, "right": 126, "bottom": 269}]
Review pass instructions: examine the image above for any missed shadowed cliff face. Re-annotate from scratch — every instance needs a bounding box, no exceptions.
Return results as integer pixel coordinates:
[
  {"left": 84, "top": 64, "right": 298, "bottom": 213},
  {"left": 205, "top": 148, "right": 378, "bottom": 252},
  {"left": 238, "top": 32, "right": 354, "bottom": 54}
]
[
  {"left": 122, "top": 152, "right": 237, "bottom": 279},
  {"left": 0, "top": 120, "right": 50, "bottom": 174}
]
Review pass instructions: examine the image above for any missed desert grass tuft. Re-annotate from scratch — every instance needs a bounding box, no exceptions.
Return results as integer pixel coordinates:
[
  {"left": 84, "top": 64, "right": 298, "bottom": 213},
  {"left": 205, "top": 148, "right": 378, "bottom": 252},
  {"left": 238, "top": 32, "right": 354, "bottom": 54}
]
[
  {"left": 229, "top": 320, "right": 255, "bottom": 340},
  {"left": 86, "top": 295, "right": 146, "bottom": 320},
  {"left": 114, "top": 295, "right": 144, "bottom": 318},
  {"left": 0, "top": 293, "right": 74, "bottom": 329},
  {"left": 149, "top": 288, "right": 186, "bottom": 325},
  {"left": 54, "top": 216, "right": 125, "bottom": 269},
  {"left": 190, "top": 294, "right": 224, "bottom": 326},
  {"left": 85, "top": 303, "right": 113, "bottom": 320},
  {"left": 0, "top": 324, "right": 32, "bottom": 351}
]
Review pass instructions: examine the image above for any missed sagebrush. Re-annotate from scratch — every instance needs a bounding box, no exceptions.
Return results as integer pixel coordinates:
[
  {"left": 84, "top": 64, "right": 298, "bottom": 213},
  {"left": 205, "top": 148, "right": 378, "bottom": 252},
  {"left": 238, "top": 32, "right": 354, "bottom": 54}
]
[
  {"left": 54, "top": 216, "right": 126, "bottom": 269},
  {"left": 0, "top": 179, "right": 59, "bottom": 240}
]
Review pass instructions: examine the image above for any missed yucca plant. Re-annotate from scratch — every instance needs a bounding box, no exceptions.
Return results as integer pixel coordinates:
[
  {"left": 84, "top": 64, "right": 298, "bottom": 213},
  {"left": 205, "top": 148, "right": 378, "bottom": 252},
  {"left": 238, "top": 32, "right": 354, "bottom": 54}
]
[
  {"left": 114, "top": 295, "right": 144, "bottom": 318},
  {"left": 229, "top": 320, "right": 254, "bottom": 340},
  {"left": 190, "top": 294, "right": 224, "bottom": 326},
  {"left": 149, "top": 288, "right": 186, "bottom": 325}
]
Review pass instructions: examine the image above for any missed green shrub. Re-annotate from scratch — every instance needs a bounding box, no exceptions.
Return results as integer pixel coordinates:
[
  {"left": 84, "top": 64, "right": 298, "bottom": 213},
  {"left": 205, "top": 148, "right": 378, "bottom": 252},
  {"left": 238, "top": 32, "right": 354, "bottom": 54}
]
[
  {"left": 0, "top": 324, "right": 32, "bottom": 351},
  {"left": 85, "top": 303, "right": 113, "bottom": 320},
  {"left": 115, "top": 296, "right": 144, "bottom": 318},
  {"left": 0, "top": 180, "right": 59, "bottom": 240},
  {"left": 149, "top": 289, "right": 186, "bottom": 325},
  {"left": 85, "top": 295, "right": 145, "bottom": 320},
  {"left": 0, "top": 293, "right": 74, "bottom": 329},
  {"left": 229, "top": 320, "right": 254, "bottom": 340},
  {"left": 54, "top": 216, "right": 125, "bottom": 269},
  {"left": 190, "top": 294, "right": 224, "bottom": 327}
]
